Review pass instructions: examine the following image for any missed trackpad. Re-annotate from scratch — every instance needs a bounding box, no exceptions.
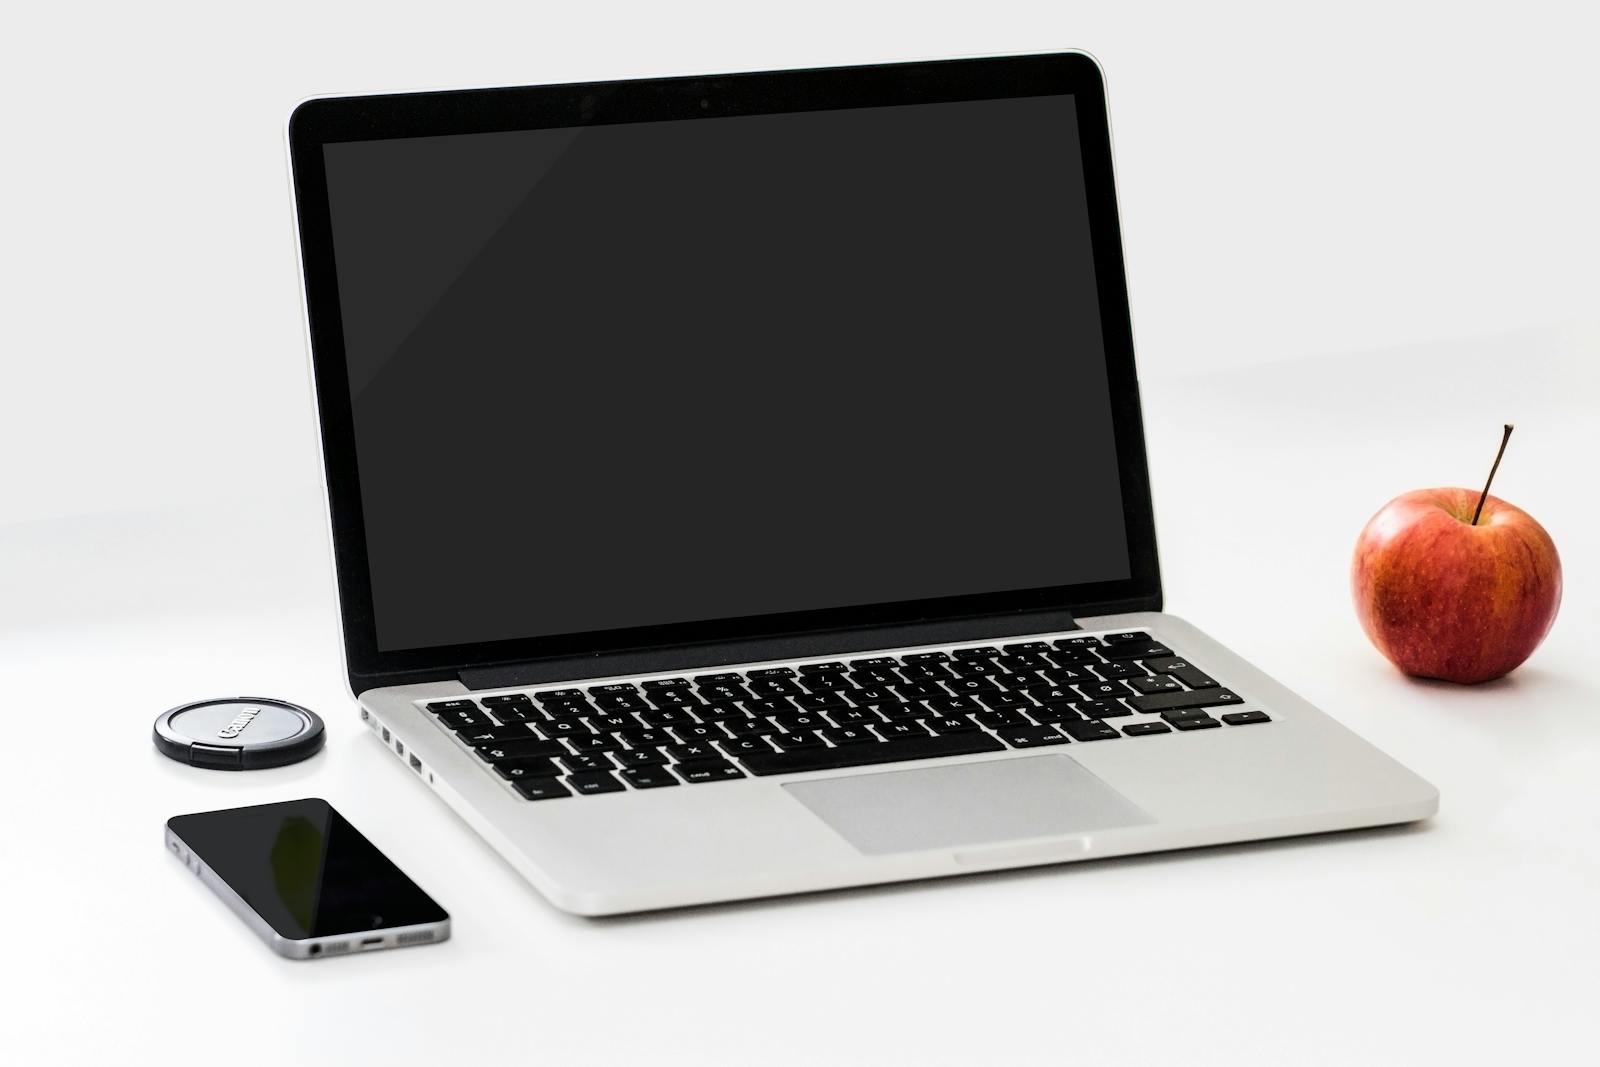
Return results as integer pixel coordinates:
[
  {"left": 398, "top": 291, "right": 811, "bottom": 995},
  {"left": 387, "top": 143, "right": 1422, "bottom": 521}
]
[{"left": 784, "top": 755, "right": 1153, "bottom": 855}]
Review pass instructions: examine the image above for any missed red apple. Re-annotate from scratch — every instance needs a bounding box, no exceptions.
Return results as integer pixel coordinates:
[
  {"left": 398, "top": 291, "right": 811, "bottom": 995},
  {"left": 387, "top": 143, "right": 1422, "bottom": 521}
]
[{"left": 1352, "top": 487, "right": 1560, "bottom": 683}]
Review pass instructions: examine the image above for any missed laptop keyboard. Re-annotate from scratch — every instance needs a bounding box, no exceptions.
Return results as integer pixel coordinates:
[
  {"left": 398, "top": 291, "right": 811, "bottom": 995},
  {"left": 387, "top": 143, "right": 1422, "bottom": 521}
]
[{"left": 421, "top": 631, "right": 1272, "bottom": 801}]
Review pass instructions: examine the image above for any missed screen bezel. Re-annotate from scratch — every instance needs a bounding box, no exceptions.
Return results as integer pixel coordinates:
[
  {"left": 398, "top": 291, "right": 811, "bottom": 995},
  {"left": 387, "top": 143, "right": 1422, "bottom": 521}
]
[{"left": 288, "top": 52, "right": 1161, "bottom": 693}]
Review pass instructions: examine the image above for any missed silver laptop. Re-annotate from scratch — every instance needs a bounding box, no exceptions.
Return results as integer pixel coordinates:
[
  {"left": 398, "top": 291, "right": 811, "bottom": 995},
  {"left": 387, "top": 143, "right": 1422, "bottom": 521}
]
[{"left": 288, "top": 52, "right": 1436, "bottom": 915}]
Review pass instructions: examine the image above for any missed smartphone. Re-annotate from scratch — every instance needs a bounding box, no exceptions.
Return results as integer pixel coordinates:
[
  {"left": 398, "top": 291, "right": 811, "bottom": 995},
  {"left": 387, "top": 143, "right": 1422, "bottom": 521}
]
[{"left": 166, "top": 798, "right": 450, "bottom": 959}]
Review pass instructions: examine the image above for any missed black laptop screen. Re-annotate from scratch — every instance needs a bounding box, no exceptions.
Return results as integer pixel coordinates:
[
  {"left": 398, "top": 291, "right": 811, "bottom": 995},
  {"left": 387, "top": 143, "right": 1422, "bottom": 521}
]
[{"left": 321, "top": 93, "right": 1130, "bottom": 652}]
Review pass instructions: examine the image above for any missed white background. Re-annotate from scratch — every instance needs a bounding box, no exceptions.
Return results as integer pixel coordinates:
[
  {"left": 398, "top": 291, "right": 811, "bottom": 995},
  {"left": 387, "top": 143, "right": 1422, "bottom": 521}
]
[{"left": 4, "top": 2, "right": 1598, "bottom": 1064}]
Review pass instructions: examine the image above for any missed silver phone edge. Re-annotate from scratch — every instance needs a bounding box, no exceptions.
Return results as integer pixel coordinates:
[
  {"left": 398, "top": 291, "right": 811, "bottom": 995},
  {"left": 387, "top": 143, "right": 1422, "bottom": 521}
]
[{"left": 164, "top": 825, "right": 452, "bottom": 960}]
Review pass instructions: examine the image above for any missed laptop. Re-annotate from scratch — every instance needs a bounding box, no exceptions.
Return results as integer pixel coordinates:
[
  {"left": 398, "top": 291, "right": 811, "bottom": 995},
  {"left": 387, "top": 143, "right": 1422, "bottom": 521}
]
[{"left": 288, "top": 52, "right": 1437, "bottom": 915}]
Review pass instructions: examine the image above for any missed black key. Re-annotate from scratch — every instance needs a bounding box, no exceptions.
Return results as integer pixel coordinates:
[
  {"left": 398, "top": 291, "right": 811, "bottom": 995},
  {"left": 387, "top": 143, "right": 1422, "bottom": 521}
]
[
  {"left": 1054, "top": 637, "right": 1105, "bottom": 650},
  {"left": 741, "top": 699, "right": 795, "bottom": 718},
  {"left": 514, "top": 777, "right": 571, "bottom": 801},
  {"left": 903, "top": 651, "right": 950, "bottom": 663},
  {"left": 925, "top": 716, "right": 980, "bottom": 734},
  {"left": 829, "top": 707, "right": 881, "bottom": 727},
  {"left": 671, "top": 723, "right": 722, "bottom": 744},
  {"left": 748, "top": 677, "right": 804, "bottom": 697},
  {"left": 441, "top": 710, "right": 494, "bottom": 731},
  {"left": 693, "top": 673, "right": 744, "bottom": 686},
  {"left": 617, "top": 728, "right": 670, "bottom": 748},
  {"left": 614, "top": 747, "right": 667, "bottom": 767},
  {"left": 541, "top": 699, "right": 597, "bottom": 720},
  {"left": 533, "top": 688, "right": 586, "bottom": 706},
  {"left": 951, "top": 646, "right": 1000, "bottom": 660},
  {"left": 948, "top": 676, "right": 1002, "bottom": 695},
  {"left": 1128, "top": 688, "right": 1244, "bottom": 715},
  {"left": 694, "top": 703, "right": 748, "bottom": 722},
  {"left": 476, "top": 739, "right": 566, "bottom": 763},
  {"left": 948, "top": 660, "right": 1002, "bottom": 678},
  {"left": 1093, "top": 661, "right": 1145, "bottom": 681},
  {"left": 566, "top": 734, "right": 619, "bottom": 753},
  {"left": 737, "top": 731, "right": 1005, "bottom": 777},
  {"left": 1144, "top": 657, "right": 1220, "bottom": 690},
  {"left": 718, "top": 736, "right": 776, "bottom": 758},
  {"left": 877, "top": 720, "right": 930, "bottom": 740},
  {"left": 1171, "top": 716, "right": 1222, "bottom": 731},
  {"left": 1027, "top": 703, "right": 1079, "bottom": 724},
  {"left": 645, "top": 689, "right": 704, "bottom": 710},
  {"left": 1000, "top": 725, "right": 1070, "bottom": 748},
  {"left": 723, "top": 717, "right": 777, "bottom": 737},
  {"left": 1101, "top": 631, "right": 1152, "bottom": 645},
  {"left": 1100, "top": 642, "right": 1175, "bottom": 663},
  {"left": 567, "top": 770, "right": 625, "bottom": 795},
  {"left": 1061, "top": 719, "right": 1120, "bottom": 742},
  {"left": 1159, "top": 708, "right": 1215, "bottom": 724},
  {"left": 794, "top": 692, "right": 848, "bottom": 712},
  {"left": 1221, "top": 711, "right": 1271, "bottom": 726},
  {"left": 493, "top": 757, "right": 562, "bottom": 781},
  {"left": 587, "top": 713, "right": 639, "bottom": 732},
  {"left": 642, "top": 677, "right": 692, "bottom": 690},
  {"left": 873, "top": 702, "right": 923, "bottom": 722},
  {"left": 798, "top": 661, "right": 848, "bottom": 675},
  {"left": 1022, "top": 683, "right": 1079, "bottom": 706},
  {"left": 899, "top": 663, "right": 955, "bottom": 682},
  {"left": 457, "top": 724, "right": 537, "bottom": 745},
  {"left": 771, "top": 731, "right": 826, "bottom": 750},
  {"left": 1074, "top": 700, "right": 1131, "bottom": 719},
  {"left": 894, "top": 681, "right": 945, "bottom": 700},
  {"left": 1001, "top": 641, "right": 1052, "bottom": 654},
  {"left": 593, "top": 682, "right": 640, "bottom": 695},
  {"left": 977, "top": 691, "right": 1032, "bottom": 711},
  {"left": 696, "top": 681, "right": 754, "bottom": 704},
  {"left": 481, "top": 693, "right": 533, "bottom": 708},
  {"left": 1077, "top": 680, "right": 1135, "bottom": 700},
  {"left": 749, "top": 667, "right": 797, "bottom": 678},
  {"left": 845, "top": 669, "right": 900, "bottom": 688},
  {"left": 800, "top": 674, "right": 852, "bottom": 693},
  {"left": 488, "top": 705, "right": 536, "bottom": 725},
  {"left": 674, "top": 759, "right": 745, "bottom": 783},
  {"left": 1122, "top": 722, "right": 1172, "bottom": 737},
  {"left": 994, "top": 654, "right": 1049, "bottom": 673},
  {"left": 1128, "top": 676, "right": 1183, "bottom": 696},
  {"left": 974, "top": 710, "right": 1030, "bottom": 729},
  {"left": 427, "top": 699, "right": 478, "bottom": 713},
  {"left": 772, "top": 711, "right": 829, "bottom": 733},
  {"left": 1041, "top": 666, "right": 1094, "bottom": 685},
  {"left": 639, "top": 707, "right": 695, "bottom": 728},
  {"left": 665, "top": 742, "right": 720, "bottom": 762},
  {"left": 820, "top": 726, "right": 875, "bottom": 746},
  {"left": 621, "top": 766, "right": 680, "bottom": 789},
  {"left": 539, "top": 718, "right": 594, "bottom": 738},
  {"left": 1045, "top": 647, "right": 1098, "bottom": 667},
  {"left": 846, "top": 685, "right": 896, "bottom": 706},
  {"left": 925, "top": 696, "right": 982, "bottom": 716},
  {"left": 594, "top": 692, "right": 649, "bottom": 713},
  {"left": 560, "top": 752, "right": 615, "bottom": 773},
  {"left": 848, "top": 656, "right": 900, "bottom": 670}
]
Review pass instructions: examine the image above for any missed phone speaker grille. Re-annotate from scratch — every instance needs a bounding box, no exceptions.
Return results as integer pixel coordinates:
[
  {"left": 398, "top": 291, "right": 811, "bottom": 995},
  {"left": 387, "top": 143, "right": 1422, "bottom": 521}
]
[
  {"left": 396, "top": 930, "right": 436, "bottom": 946},
  {"left": 321, "top": 941, "right": 351, "bottom": 955}
]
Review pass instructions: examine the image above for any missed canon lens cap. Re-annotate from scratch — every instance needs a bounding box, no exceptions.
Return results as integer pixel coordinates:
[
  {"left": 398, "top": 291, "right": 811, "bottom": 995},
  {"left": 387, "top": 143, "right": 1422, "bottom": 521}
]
[{"left": 154, "top": 698, "right": 326, "bottom": 770}]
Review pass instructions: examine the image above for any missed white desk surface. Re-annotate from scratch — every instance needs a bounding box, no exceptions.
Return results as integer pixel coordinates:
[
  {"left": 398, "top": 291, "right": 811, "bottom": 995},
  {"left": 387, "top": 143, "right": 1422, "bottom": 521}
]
[{"left": 5, "top": 327, "right": 1597, "bottom": 1066}]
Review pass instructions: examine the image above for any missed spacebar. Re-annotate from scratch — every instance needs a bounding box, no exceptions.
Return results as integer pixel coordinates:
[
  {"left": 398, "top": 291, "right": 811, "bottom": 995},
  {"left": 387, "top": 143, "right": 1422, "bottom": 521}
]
[{"left": 738, "top": 733, "right": 1006, "bottom": 777}]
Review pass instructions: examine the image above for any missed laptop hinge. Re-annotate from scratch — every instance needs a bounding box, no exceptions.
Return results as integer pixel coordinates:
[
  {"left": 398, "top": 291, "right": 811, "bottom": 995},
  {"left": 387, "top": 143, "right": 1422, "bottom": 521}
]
[{"left": 457, "top": 609, "right": 1081, "bottom": 690}]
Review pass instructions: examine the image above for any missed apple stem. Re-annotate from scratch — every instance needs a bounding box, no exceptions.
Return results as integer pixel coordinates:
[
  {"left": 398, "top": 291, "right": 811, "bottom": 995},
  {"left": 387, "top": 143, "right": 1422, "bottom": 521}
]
[{"left": 1471, "top": 424, "right": 1514, "bottom": 525}]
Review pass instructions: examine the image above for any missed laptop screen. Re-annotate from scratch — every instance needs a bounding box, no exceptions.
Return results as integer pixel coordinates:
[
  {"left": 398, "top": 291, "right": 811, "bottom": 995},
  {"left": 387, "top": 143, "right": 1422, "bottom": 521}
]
[{"left": 320, "top": 92, "right": 1130, "bottom": 653}]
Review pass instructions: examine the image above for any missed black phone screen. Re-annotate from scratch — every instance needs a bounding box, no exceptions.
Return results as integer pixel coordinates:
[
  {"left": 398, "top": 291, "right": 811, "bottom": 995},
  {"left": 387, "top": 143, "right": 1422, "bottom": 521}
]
[{"left": 169, "top": 799, "right": 447, "bottom": 939}]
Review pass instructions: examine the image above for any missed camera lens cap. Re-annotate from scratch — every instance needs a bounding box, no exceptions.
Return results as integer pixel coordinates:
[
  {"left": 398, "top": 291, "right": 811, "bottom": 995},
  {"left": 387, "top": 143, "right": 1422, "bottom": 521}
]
[{"left": 153, "top": 698, "right": 325, "bottom": 770}]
